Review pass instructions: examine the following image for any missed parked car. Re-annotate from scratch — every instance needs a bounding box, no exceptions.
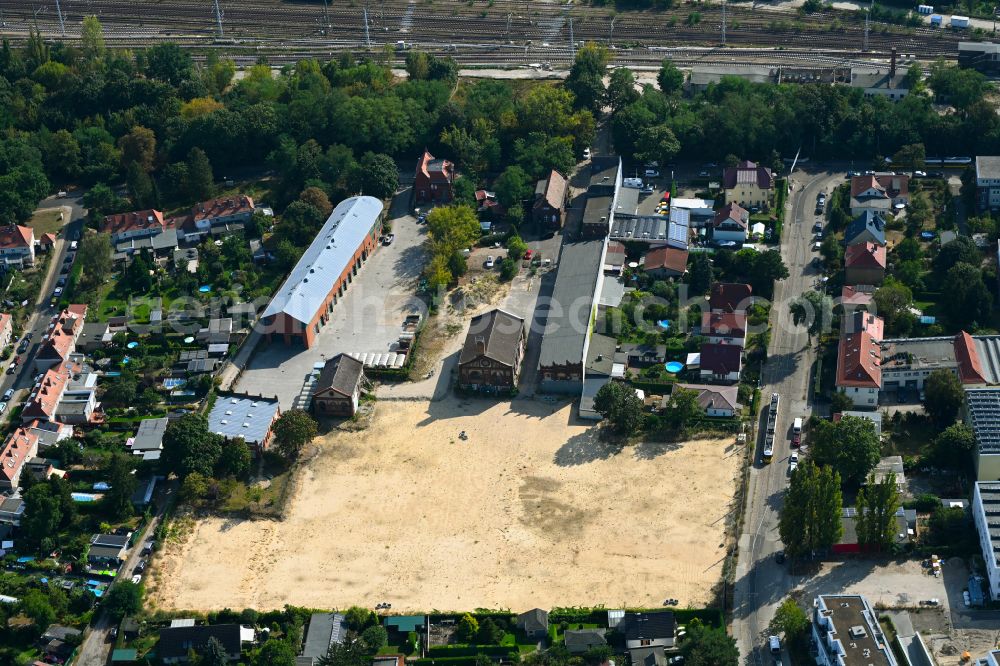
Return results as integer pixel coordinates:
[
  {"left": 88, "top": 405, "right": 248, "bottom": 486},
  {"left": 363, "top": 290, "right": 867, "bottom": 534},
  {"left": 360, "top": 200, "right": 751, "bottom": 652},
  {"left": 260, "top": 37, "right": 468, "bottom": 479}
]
[
  {"left": 645, "top": 169, "right": 660, "bottom": 178},
  {"left": 913, "top": 170, "right": 927, "bottom": 177},
  {"left": 2, "top": 389, "right": 13, "bottom": 402},
  {"left": 583, "top": 147, "right": 592, "bottom": 160},
  {"left": 53, "top": 287, "right": 63, "bottom": 297},
  {"left": 788, "top": 452, "right": 799, "bottom": 473},
  {"left": 847, "top": 170, "right": 861, "bottom": 177},
  {"left": 775, "top": 551, "right": 785, "bottom": 564},
  {"left": 485, "top": 255, "right": 495, "bottom": 268},
  {"left": 0, "top": 403, "right": 8, "bottom": 414},
  {"left": 131, "top": 574, "right": 141, "bottom": 584},
  {"left": 381, "top": 234, "right": 395, "bottom": 246},
  {"left": 698, "top": 170, "right": 710, "bottom": 177},
  {"left": 134, "top": 560, "right": 146, "bottom": 574},
  {"left": 57, "top": 277, "right": 67, "bottom": 287},
  {"left": 791, "top": 432, "right": 800, "bottom": 447},
  {"left": 70, "top": 241, "right": 78, "bottom": 251},
  {"left": 523, "top": 250, "right": 533, "bottom": 261},
  {"left": 813, "top": 221, "right": 823, "bottom": 232}
]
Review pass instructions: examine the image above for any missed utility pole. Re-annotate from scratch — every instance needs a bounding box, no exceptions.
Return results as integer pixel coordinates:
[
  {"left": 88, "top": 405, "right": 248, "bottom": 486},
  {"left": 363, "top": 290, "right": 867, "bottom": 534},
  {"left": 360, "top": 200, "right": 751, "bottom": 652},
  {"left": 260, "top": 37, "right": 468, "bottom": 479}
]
[
  {"left": 505, "top": 12, "right": 512, "bottom": 42},
  {"left": 609, "top": 14, "right": 616, "bottom": 43},
  {"left": 212, "top": 0, "right": 224, "bottom": 37},
  {"left": 321, "top": 0, "right": 331, "bottom": 31},
  {"left": 364, "top": 5, "right": 372, "bottom": 48},
  {"left": 863, "top": 1, "right": 871, "bottom": 52},
  {"left": 54, "top": 0, "right": 65, "bottom": 36},
  {"left": 569, "top": 17, "right": 575, "bottom": 58},
  {"left": 721, "top": 0, "right": 726, "bottom": 46}
]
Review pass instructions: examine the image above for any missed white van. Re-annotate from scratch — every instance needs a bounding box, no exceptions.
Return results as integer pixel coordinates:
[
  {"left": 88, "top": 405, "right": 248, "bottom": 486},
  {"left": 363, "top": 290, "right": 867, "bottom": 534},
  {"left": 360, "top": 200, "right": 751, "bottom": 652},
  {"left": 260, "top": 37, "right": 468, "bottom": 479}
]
[
  {"left": 768, "top": 635, "right": 780, "bottom": 654},
  {"left": 623, "top": 177, "right": 643, "bottom": 189},
  {"left": 793, "top": 417, "right": 802, "bottom": 434}
]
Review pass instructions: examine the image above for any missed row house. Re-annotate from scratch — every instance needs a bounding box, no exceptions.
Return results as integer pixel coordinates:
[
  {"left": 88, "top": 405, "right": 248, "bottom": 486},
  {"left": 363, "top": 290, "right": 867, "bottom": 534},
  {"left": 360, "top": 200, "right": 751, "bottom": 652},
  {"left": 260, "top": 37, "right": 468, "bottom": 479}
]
[
  {"left": 698, "top": 282, "right": 753, "bottom": 384},
  {"left": 176, "top": 196, "right": 256, "bottom": 243},
  {"left": 33, "top": 304, "right": 87, "bottom": 374},
  {"left": 0, "top": 427, "right": 39, "bottom": 491}
]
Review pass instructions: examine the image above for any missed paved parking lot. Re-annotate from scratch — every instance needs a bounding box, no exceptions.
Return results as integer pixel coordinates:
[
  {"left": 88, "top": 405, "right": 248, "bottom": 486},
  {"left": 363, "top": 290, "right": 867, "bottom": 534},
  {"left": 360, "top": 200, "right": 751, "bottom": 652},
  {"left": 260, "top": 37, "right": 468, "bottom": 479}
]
[{"left": 236, "top": 190, "right": 427, "bottom": 410}]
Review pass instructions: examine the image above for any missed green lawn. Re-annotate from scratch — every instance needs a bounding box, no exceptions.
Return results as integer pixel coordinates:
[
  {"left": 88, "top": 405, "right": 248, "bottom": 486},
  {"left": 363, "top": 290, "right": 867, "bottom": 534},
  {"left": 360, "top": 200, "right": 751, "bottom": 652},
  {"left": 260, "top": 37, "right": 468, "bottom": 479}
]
[{"left": 29, "top": 208, "right": 67, "bottom": 237}]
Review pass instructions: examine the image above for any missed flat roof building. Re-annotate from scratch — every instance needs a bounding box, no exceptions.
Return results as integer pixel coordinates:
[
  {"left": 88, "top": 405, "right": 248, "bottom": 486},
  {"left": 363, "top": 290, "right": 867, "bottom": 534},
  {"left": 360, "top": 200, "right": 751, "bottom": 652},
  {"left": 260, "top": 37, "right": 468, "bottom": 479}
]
[
  {"left": 966, "top": 388, "right": 1000, "bottom": 481},
  {"left": 207, "top": 393, "right": 281, "bottom": 455},
  {"left": 973, "top": 482, "right": 1000, "bottom": 600},
  {"left": 813, "top": 594, "right": 897, "bottom": 666},
  {"left": 261, "top": 196, "right": 383, "bottom": 348}
]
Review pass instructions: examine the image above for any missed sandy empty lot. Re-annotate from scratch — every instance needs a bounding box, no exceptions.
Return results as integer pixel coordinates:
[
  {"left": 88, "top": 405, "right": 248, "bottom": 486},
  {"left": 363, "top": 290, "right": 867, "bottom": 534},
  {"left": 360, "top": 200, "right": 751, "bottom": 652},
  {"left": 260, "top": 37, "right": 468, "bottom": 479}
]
[{"left": 150, "top": 398, "right": 742, "bottom": 612}]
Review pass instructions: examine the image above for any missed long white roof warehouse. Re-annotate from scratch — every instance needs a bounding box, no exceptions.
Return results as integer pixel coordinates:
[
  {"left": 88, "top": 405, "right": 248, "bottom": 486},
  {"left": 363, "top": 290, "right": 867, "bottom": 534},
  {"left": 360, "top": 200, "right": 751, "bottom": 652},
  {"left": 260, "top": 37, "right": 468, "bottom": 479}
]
[{"left": 260, "top": 195, "right": 384, "bottom": 348}]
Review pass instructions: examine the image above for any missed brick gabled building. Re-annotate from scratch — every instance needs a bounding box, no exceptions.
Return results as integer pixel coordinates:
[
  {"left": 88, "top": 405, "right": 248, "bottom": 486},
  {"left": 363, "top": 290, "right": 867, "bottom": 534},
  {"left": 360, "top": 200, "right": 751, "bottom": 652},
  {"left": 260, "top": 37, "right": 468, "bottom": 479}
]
[{"left": 414, "top": 149, "right": 455, "bottom": 204}]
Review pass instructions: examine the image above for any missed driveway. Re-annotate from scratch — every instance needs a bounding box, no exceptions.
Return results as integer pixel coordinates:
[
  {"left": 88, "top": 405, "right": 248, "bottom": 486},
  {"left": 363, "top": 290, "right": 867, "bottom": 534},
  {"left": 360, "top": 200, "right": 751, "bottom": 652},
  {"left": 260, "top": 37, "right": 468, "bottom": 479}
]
[{"left": 236, "top": 188, "right": 427, "bottom": 410}]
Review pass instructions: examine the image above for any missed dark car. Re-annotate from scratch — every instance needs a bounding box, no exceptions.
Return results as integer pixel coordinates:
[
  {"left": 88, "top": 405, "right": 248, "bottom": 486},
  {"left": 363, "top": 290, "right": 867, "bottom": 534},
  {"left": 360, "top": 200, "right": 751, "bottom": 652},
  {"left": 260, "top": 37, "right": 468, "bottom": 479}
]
[{"left": 775, "top": 551, "right": 786, "bottom": 564}]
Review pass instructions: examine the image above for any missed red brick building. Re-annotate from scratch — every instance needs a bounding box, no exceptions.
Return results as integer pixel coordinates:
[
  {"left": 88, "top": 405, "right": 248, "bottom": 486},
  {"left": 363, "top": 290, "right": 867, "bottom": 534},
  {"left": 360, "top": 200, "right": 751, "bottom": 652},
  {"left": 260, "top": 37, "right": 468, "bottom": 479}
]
[{"left": 414, "top": 150, "right": 454, "bottom": 204}]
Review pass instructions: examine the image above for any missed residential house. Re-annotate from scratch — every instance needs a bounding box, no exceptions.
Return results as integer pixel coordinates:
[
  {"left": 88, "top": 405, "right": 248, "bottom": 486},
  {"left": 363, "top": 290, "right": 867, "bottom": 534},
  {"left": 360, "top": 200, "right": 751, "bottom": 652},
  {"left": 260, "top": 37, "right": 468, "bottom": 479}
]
[
  {"left": 834, "top": 505, "right": 912, "bottom": 554},
  {"left": 458, "top": 309, "right": 526, "bottom": 392},
  {"left": 604, "top": 240, "right": 627, "bottom": 274},
  {"left": 128, "top": 418, "right": 168, "bottom": 461},
  {"left": 0, "top": 224, "right": 35, "bottom": 268},
  {"left": 709, "top": 283, "right": 752, "bottom": 313},
  {"left": 0, "top": 313, "right": 12, "bottom": 351},
  {"left": 53, "top": 363, "right": 102, "bottom": 425},
  {"left": 845, "top": 210, "right": 887, "bottom": 246},
  {"left": 516, "top": 609, "right": 549, "bottom": 639},
  {"left": 841, "top": 285, "right": 875, "bottom": 311},
  {"left": 812, "top": 595, "right": 897, "bottom": 666},
  {"left": 157, "top": 624, "right": 243, "bottom": 664},
  {"left": 312, "top": 354, "right": 366, "bottom": 417},
  {"left": 88, "top": 533, "right": 129, "bottom": 566},
  {"left": 580, "top": 333, "right": 620, "bottom": 420},
  {"left": 24, "top": 457, "right": 54, "bottom": 482},
  {"left": 25, "top": 419, "right": 71, "bottom": 449},
  {"left": 973, "top": 482, "right": 1000, "bottom": 599},
  {"left": 582, "top": 157, "right": 622, "bottom": 238},
  {"left": 849, "top": 67, "right": 910, "bottom": 101},
  {"left": 383, "top": 615, "right": 426, "bottom": 633},
  {"left": 260, "top": 196, "right": 383, "bottom": 349},
  {"left": 698, "top": 343, "right": 743, "bottom": 383},
  {"left": 532, "top": 169, "right": 568, "bottom": 229},
  {"left": 0, "top": 495, "right": 25, "bottom": 526},
  {"left": 849, "top": 174, "right": 910, "bottom": 216},
  {"left": 835, "top": 312, "right": 884, "bottom": 408},
  {"left": 414, "top": 149, "right": 455, "bottom": 204},
  {"left": 722, "top": 160, "right": 774, "bottom": 209},
  {"left": 673, "top": 383, "right": 741, "bottom": 417},
  {"left": 845, "top": 242, "right": 886, "bottom": 286},
  {"left": 833, "top": 411, "right": 883, "bottom": 438},
  {"left": 38, "top": 233, "right": 56, "bottom": 252},
  {"left": 618, "top": 611, "right": 676, "bottom": 650},
  {"left": 299, "top": 613, "right": 347, "bottom": 666},
  {"left": 643, "top": 245, "right": 688, "bottom": 279},
  {"left": 0, "top": 428, "right": 40, "bottom": 490},
  {"left": 33, "top": 304, "right": 87, "bottom": 373},
  {"left": 101, "top": 209, "right": 169, "bottom": 244},
  {"left": 207, "top": 393, "right": 281, "bottom": 456},
  {"left": 701, "top": 311, "right": 747, "bottom": 346},
  {"left": 629, "top": 647, "right": 668, "bottom": 666},
  {"left": 564, "top": 629, "right": 607, "bottom": 655},
  {"left": 40, "top": 625, "right": 81, "bottom": 661},
  {"left": 197, "top": 318, "right": 233, "bottom": 345},
  {"left": 41, "top": 625, "right": 82, "bottom": 644},
  {"left": 77, "top": 321, "right": 113, "bottom": 353},
  {"left": 620, "top": 343, "right": 667, "bottom": 369},
  {"left": 177, "top": 196, "right": 255, "bottom": 243},
  {"left": 977, "top": 156, "right": 1000, "bottom": 212},
  {"left": 21, "top": 362, "right": 76, "bottom": 423},
  {"left": 712, "top": 203, "right": 750, "bottom": 244}
]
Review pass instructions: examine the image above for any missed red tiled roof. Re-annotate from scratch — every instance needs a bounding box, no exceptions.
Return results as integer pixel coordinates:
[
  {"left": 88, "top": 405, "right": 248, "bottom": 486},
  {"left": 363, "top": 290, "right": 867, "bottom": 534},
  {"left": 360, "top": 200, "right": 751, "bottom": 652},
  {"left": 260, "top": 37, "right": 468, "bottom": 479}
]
[
  {"left": 699, "top": 342, "right": 743, "bottom": 374},
  {"left": 722, "top": 160, "right": 774, "bottom": 190},
  {"left": 101, "top": 210, "right": 165, "bottom": 236},
  {"left": 836, "top": 328, "right": 882, "bottom": 389},
  {"left": 416, "top": 149, "right": 453, "bottom": 182},
  {"left": 189, "top": 196, "right": 254, "bottom": 224},
  {"left": 0, "top": 313, "right": 11, "bottom": 336},
  {"left": 712, "top": 202, "right": 750, "bottom": 230},
  {"left": 845, "top": 242, "right": 886, "bottom": 269},
  {"left": 538, "top": 170, "right": 567, "bottom": 211},
  {"left": 644, "top": 246, "right": 689, "bottom": 274},
  {"left": 606, "top": 241, "right": 627, "bottom": 265},
  {"left": 21, "top": 363, "right": 75, "bottom": 421},
  {"left": 39, "top": 233, "right": 56, "bottom": 246},
  {"left": 36, "top": 305, "right": 87, "bottom": 364},
  {"left": 710, "top": 283, "right": 753, "bottom": 313},
  {"left": 0, "top": 427, "right": 39, "bottom": 485},
  {"left": 702, "top": 311, "right": 747, "bottom": 338},
  {"left": 841, "top": 285, "right": 875, "bottom": 306},
  {"left": 850, "top": 174, "right": 910, "bottom": 199},
  {"left": 850, "top": 175, "right": 886, "bottom": 199},
  {"left": 0, "top": 225, "right": 33, "bottom": 250},
  {"left": 955, "top": 331, "right": 988, "bottom": 384}
]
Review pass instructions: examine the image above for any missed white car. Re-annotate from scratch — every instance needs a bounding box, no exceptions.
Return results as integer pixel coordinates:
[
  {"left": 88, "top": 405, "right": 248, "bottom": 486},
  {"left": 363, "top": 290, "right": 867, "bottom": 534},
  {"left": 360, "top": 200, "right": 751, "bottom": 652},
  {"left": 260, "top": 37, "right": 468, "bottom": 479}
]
[
  {"left": 131, "top": 574, "right": 142, "bottom": 584},
  {"left": 788, "top": 452, "right": 799, "bottom": 473},
  {"left": 485, "top": 256, "right": 495, "bottom": 268},
  {"left": 645, "top": 169, "right": 660, "bottom": 178},
  {"left": 2, "top": 389, "right": 13, "bottom": 401},
  {"left": 583, "top": 148, "right": 592, "bottom": 160}
]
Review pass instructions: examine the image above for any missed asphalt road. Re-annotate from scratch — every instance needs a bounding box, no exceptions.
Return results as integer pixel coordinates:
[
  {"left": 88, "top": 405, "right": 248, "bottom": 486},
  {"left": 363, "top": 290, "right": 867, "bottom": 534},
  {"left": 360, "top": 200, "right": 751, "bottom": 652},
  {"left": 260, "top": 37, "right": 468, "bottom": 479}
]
[{"left": 731, "top": 165, "right": 849, "bottom": 664}]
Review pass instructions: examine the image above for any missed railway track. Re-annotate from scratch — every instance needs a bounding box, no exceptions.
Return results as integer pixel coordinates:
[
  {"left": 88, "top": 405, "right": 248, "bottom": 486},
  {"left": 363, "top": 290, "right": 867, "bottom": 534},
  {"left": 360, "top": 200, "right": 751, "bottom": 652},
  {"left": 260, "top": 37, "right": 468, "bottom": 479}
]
[{"left": 0, "top": 0, "right": 961, "bottom": 64}]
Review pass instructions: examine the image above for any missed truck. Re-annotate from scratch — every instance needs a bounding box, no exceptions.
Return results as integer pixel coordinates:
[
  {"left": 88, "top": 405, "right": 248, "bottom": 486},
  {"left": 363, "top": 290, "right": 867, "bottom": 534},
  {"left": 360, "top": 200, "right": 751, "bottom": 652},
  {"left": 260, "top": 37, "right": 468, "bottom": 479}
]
[{"left": 950, "top": 15, "right": 970, "bottom": 28}]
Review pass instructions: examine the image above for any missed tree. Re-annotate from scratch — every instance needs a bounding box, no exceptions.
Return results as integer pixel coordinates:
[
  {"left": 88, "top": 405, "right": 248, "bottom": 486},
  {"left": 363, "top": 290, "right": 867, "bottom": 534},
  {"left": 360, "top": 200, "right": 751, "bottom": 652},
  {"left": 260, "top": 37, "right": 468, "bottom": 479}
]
[
  {"left": 202, "top": 637, "right": 232, "bottom": 666},
  {"left": 769, "top": 598, "right": 810, "bottom": 641},
  {"left": 923, "top": 369, "right": 965, "bottom": 427},
  {"left": 657, "top": 58, "right": 684, "bottom": 95},
  {"left": 934, "top": 235, "right": 980, "bottom": 273},
  {"left": 789, "top": 290, "right": 833, "bottom": 340},
  {"left": 77, "top": 233, "right": 114, "bottom": 292},
  {"left": 593, "top": 381, "right": 644, "bottom": 435},
  {"left": 81, "top": 16, "right": 106, "bottom": 60},
  {"left": 0, "top": 137, "right": 51, "bottom": 223},
  {"left": 606, "top": 68, "right": 639, "bottom": 113},
  {"left": 356, "top": 152, "right": 399, "bottom": 200},
  {"left": 635, "top": 124, "right": 681, "bottom": 170},
  {"left": 565, "top": 43, "right": 610, "bottom": 113},
  {"left": 902, "top": 62, "right": 923, "bottom": 90},
  {"left": 186, "top": 147, "right": 215, "bottom": 201},
  {"left": 426, "top": 205, "right": 480, "bottom": 258},
  {"left": 476, "top": 617, "right": 503, "bottom": 645},
  {"left": 810, "top": 415, "right": 881, "bottom": 487},
  {"left": 493, "top": 166, "right": 533, "bottom": 210},
  {"left": 661, "top": 386, "right": 703, "bottom": 430},
  {"left": 118, "top": 126, "right": 157, "bottom": 173},
  {"left": 686, "top": 253, "right": 712, "bottom": 295},
  {"left": 318, "top": 641, "right": 369, "bottom": 666},
  {"left": 855, "top": 472, "right": 901, "bottom": 552},
  {"left": 272, "top": 409, "right": 318, "bottom": 459},
  {"left": 145, "top": 42, "right": 194, "bottom": 85},
  {"left": 216, "top": 438, "right": 252, "bottom": 478},
  {"left": 830, "top": 390, "right": 854, "bottom": 414},
  {"left": 679, "top": 620, "right": 738, "bottom": 666},
  {"left": 892, "top": 142, "right": 925, "bottom": 169},
  {"left": 255, "top": 639, "right": 297, "bottom": 666},
  {"left": 872, "top": 278, "right": 913, "bottom": 335},
  {"left": 360, "top": 625, "right": 388, "bottom": 652},
  {"left": 344, "top": 606, "right": 376, "bottom": 630},
  {"left": 103, "top": 452, "right": 137, "bottom": 520},
  {"left": 456, "top": 613, "right": 479, "bottom": 643},
  {"left": 506, "top": 234, "right": 527, "bottom": 260},
  {"left": 103, "top": 581, "right": 142, "bottom": 620},
  {"left": 819, "top": 233, "right": 843, "bottom": 271},
  {"left": 19, "top": 589, "right": 56, "bottom": 629},
  {"left": 779, "top": 461, "right": 843, "bottom": 558},
  {"left": 943, "top": 262, "right": 992, "bottom": 329},
  {"left": 126, "top": 163, "right": 157, "bottom": 209},
  {"left": 405, "top": 51, "right": 430, "bottom": 80},
  {"left": 927, "top": 506, "right": 974, "bottom": 548},
  {"left": 730, "top": 249, "right": 788, "bottom": 299},
  {"left": 299, "top": 187, "right": 333, "bottom": 217},
  {"left": 499, "top": 257, "right": 518, "bottom": 281},
  {"left": 930, "top": 423, "right": 976, "bottom": 471},
  {"left": 162, "top": 414, "right": 224, "bottom": 478}
]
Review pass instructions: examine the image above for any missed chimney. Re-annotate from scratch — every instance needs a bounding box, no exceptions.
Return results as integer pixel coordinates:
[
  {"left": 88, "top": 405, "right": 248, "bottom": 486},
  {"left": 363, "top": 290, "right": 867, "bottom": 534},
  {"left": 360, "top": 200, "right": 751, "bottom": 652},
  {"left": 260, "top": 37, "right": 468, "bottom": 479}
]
[{"left": 890, "top": 48, "right": 897, "bottom": 80}]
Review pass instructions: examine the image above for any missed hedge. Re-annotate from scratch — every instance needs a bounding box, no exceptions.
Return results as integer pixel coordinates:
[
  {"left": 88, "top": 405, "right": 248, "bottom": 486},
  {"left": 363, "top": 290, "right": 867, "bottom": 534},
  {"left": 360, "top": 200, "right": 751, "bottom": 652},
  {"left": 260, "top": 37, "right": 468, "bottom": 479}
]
[
  {"left": 549, "top": 607, "right": 724, "bottom": 629},
  {"left": 426, "top": 646, "right": 518, "bottom": 658}
]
